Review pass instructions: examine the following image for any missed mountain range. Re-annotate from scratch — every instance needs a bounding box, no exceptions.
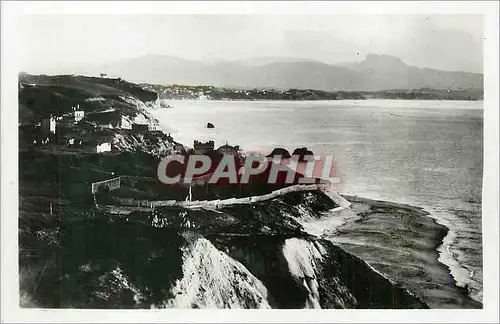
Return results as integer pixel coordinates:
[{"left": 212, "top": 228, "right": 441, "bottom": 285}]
[{"left": 39, "top": 53, "right": 483, "bottom": 92}]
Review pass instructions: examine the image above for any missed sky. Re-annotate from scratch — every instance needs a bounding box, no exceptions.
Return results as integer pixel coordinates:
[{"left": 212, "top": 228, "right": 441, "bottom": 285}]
[{"left": 17, "top": 14, "right": 483, "bottom": 73}]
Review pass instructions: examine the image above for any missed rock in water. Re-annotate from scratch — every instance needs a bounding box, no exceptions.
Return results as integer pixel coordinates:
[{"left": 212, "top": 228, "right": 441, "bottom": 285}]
[{"left": 207, "top": 122, "right": 215, "bottom": 129}]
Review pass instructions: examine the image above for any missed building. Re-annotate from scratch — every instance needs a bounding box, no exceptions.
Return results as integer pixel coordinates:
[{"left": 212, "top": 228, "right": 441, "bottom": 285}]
[
  {"left": 149, "top": 119, "right": 161, "bottom": 131},
  {"left": 173, "top": 143, "right": 186, "bottom": 154},
  {"left": 197, "top": 92, "right": 208, "bottom": 100},
  {"left": 193, "top": 140, "right": 215, "bottom": 155},
  {"left": 74, "top": 110, "right": 85, "bottom": 123},
  {"left": 96, "top": 141, "right": 112, "bottom": 153},
  {"left": 41, "top": 136, "right": 50, "bottom": 144},
  {"left": 72, "top": 104, "right": 84, "bottom": 122},
  {"left": 65, "top": 137, "right": 83, "bottom": 147},
  {"left": 217, "top": 142, "right": 240, "bottom": 155},
  {"left": 32, "top": 135, "right": 50, "bottom": 145},
  {"left": 41, "top": 116, "right": 56, "bottom": 134}
]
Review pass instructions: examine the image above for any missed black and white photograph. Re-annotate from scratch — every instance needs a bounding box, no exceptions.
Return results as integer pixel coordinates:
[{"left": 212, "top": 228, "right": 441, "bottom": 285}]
[{"left": 1, "top": 1, "right": 499, "bottom": 322}]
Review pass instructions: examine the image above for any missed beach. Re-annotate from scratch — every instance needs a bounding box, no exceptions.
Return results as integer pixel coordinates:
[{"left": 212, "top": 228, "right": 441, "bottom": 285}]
[{"left": 326, "top": 196, "right": 481, "bottom": 308}]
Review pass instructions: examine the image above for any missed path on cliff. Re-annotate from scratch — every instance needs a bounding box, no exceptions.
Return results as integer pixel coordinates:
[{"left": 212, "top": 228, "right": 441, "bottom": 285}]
[{"left": 99, "top": 183, "right": 351, "bottom": 215}]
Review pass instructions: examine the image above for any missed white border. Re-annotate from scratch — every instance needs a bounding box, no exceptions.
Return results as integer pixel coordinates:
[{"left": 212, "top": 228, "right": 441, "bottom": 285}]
[{"left": 1, "top": 1, "right": 498, "bottom": 323}]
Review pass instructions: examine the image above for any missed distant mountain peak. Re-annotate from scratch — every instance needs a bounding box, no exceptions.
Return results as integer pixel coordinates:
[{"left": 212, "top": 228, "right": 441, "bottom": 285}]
[
  {"left": 235, "top": 56, "right": 322, "bottom": 67},
  {"left": 39, "top": 53, "right": 483, "bottom": 91},
  {"left": 365, "top": 53, "right": 405, "bottom": 62},
  {"left": 361, "top": 53, "right": 407, "bottom": 69}
]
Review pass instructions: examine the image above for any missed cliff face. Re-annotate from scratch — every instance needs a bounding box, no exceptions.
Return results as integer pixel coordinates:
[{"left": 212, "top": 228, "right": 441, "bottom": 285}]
[
  {"left": 112, "top": 131, "right": 175, "bottom": 158},
  {"left": 198, "top": 194, "right": 427, "bottom": 309},
  {"left": 163, "top": 236, "right": 271, "bottom": 309},
  {"left": 20, "top": 188, "right": 428, "bottom": 309}
]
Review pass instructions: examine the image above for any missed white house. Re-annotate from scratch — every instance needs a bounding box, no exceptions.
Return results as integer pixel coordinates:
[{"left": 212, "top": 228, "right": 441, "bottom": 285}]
[
  {"left": 96, "top": 142, "right": 112, "bottom": 153},
  {"left": 41, "top": 116, "right": 56, "bottom": 134},
  {"left": 197, "top": 92, "right": 208, "bottom": 100},
  {"left": 149, "top": 118, "right": 161, "bottom": 131},
  {"left": 71, "top": 104, "right": 85, "bottom": 122},
  {"left": 74, "top": 110, "right": 84, "bottom": 122}
]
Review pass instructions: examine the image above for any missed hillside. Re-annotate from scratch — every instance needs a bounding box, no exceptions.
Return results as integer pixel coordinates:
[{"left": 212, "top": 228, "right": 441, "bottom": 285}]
[{"left": 18, "top": 73, "right": 159, "bottom": 123}]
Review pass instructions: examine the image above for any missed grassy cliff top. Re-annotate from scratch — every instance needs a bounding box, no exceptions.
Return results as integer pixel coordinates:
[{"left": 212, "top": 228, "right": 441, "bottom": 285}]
[{"left": 19, "top": 73, "right": 158, "bottom": 122}]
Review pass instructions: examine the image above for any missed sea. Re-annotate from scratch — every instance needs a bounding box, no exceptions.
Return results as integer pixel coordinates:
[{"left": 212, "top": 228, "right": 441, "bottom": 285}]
[{"left": 150, "top": 99, "right": 483, "bottom": 303}]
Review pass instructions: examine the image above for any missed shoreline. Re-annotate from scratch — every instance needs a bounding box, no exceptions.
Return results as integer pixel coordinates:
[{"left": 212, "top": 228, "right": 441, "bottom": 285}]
[
  {"left": 332, "top": 195, "right": 481, "bottom": 308},
  {"left": 156, "top": 98, "right": 484, "bottom": 105},
  {"left": 419, "top": 205, "right": 482, "bottom": 304},
  {"left": 153, "top": 84, "right": 482, "bottom": 101},
  {"left": 159, "top": 98, "right": 482, "bottom": 102}
]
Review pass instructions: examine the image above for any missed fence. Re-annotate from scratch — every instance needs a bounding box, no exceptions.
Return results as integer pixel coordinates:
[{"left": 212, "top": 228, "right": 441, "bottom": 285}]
[
  {"left": 91, "top": 176, "right": 121, "bottom": 194},
  {"left": 109, "top": 183, "right": 349, "bottom": 210}
]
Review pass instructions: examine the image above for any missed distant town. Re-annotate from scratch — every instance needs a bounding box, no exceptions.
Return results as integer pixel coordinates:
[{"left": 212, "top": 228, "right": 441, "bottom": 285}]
[{"left": 146, "top": 84, "right": 483, "bottom": 101}]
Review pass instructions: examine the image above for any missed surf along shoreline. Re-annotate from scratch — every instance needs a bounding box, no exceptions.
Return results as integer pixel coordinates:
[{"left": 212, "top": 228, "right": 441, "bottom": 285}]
[{"left": 333, "top": 195, "right": 481, "bottom": 308}]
